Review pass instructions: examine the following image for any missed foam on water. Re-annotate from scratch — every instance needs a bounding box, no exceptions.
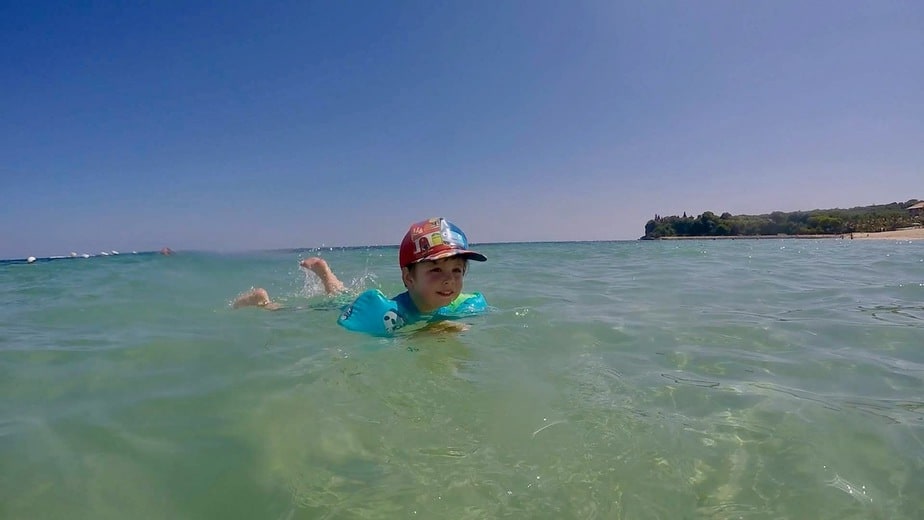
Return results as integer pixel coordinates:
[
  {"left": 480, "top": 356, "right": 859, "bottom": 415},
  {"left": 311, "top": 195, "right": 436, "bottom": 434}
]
[{"left": 1, "top": 241, "right": 922, "bottom": 518}]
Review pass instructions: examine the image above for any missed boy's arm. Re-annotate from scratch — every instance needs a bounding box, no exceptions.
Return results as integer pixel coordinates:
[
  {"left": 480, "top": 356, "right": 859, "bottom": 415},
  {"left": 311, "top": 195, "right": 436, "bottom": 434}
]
[
  {"left": 300, "top": 257, "right": 346, "bottom": 294},
  {"left": 422, "top": 320, "right": 470, "bottom": 334}
]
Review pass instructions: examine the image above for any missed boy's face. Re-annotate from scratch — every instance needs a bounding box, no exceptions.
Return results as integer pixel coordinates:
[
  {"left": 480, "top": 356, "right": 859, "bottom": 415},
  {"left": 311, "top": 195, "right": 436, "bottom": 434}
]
[{"left": 402, "top": 256, "right": 467, "bottom": 312}]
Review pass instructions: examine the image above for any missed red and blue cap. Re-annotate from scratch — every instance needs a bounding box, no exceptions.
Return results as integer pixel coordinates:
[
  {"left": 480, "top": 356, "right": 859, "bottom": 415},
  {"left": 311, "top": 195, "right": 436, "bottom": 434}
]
[{"left": 399, "top": 218, "right": 487, "bottom": 268}]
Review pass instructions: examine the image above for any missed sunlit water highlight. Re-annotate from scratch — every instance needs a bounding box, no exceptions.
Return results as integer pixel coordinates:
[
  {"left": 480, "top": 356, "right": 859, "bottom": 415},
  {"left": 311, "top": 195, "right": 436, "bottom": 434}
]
[{"left": 1, "top": 240, "right": 922, "bottom": 519}]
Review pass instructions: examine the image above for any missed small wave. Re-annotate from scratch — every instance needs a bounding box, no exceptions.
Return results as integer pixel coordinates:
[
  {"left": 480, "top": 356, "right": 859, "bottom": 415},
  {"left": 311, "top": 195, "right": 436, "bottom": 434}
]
[{"left": 858, "top": 304, "right": 924, "bottom": 326}]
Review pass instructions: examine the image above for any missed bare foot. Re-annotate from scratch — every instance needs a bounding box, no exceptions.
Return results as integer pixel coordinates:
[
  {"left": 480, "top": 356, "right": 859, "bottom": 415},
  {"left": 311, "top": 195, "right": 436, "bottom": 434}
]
[
  {"left": 299, "top": 257, "right": 328, "bottom": 274},
  {"left": 299, "top": 257, "right": 345, "bottom": 294},
  {"left": 232, "top": 288, "right": 281, "bottom": 310}
]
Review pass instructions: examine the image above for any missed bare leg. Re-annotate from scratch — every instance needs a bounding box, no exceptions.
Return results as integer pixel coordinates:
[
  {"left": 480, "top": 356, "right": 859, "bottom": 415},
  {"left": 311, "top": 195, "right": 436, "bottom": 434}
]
[
  {"left": 300, "top": 257, "right": 345, "bottom": 294},
  {"left": 232, "top": 288, "right": 281, "bottom": 310},
  {"left": 233, "top": 257, "right": 342, "bottom": 310}
]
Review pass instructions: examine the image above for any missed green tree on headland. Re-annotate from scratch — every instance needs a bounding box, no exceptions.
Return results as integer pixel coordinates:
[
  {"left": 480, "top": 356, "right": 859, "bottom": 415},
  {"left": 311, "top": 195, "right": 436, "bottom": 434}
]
[{"left": 643, "top": 200, "right": 920, "bottom": 239}]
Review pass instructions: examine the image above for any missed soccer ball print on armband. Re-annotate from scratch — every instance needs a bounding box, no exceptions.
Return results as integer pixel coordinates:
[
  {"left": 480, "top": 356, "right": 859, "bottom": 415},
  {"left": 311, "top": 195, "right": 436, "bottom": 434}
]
[{"left": 383, "top": 310, "right": 405, "bottom": 333}]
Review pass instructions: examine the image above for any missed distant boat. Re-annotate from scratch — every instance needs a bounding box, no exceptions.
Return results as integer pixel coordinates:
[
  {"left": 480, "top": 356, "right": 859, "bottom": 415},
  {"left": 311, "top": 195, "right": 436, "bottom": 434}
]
[
  {"left": 111, "top": 250, "right": 119, "bottom": 255},
  {"left": 100, "top": 252, "right": 110, "bottom": 256},
  {"left": 27, "top": 256, "right": 36, "bottom": 263},
  {"left": 81, "top": 254, "right": 90, "bottom": 258},
  {"left": 69, "top": 252, "right": 77, "bottom": 258}
]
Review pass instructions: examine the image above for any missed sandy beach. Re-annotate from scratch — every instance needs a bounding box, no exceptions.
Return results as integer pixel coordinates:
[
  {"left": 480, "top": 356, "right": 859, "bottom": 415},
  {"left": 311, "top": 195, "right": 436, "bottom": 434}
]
[{"left": 851, "top": 227, "right": 924, "bottom": 240}]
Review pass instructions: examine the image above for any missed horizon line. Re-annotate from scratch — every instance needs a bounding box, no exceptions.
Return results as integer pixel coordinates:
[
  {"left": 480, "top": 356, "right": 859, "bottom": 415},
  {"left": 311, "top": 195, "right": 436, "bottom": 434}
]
[{"left": 1, "top": 239, "right": 646, "bottom": 263}]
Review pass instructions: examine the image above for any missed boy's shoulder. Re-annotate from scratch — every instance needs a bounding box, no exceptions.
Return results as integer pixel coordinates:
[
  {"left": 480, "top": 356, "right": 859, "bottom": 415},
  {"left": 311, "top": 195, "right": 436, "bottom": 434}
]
[
  {"left": 337, "top": 289, "right": 487, "bottom": 336},
  {"left": 436, "top": 292, "right": 488, "bottom": 316},
  {"left": 392, "top": 291, "right": 487, "bottom": 319}
]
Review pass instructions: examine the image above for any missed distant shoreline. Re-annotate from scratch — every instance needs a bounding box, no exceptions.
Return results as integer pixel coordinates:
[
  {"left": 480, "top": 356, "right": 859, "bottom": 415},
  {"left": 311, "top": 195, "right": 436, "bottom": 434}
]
[{"left": 645, "top": 228, "right": 924, "bottom": 241}]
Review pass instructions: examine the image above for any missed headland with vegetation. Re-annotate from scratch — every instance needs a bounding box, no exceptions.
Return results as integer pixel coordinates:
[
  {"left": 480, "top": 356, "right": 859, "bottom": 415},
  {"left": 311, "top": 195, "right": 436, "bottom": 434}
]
[{"left": 641, "top": 200, "right": 923, "bottom": 240}]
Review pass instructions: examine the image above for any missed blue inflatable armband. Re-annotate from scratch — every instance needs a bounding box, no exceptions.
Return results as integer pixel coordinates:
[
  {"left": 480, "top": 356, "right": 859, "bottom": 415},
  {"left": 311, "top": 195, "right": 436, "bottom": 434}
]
[{"left": 337, "top": 290, "right": 399, "bottom": 336}]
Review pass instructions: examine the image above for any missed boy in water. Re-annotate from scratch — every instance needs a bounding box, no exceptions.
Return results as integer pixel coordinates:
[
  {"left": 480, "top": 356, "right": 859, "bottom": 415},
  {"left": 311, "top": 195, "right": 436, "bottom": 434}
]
[{"left": 233, "top": 218, "right": 488, "bottom": 335}]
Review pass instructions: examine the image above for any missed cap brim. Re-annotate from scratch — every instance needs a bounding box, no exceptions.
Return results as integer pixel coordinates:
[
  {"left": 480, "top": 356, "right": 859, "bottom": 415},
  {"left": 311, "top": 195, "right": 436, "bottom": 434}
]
[{"left": 416, "top": 249, "right": 487, "bottom": 264}]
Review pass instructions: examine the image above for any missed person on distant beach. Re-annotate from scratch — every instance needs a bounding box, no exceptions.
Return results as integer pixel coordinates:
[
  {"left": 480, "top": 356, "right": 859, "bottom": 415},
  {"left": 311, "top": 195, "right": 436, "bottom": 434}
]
[{"left": 233, "top": 218, "right": 488, "bottom": 336}]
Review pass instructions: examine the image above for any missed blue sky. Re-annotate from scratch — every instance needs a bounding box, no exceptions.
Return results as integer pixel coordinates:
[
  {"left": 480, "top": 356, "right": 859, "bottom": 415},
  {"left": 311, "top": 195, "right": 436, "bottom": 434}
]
[{"left": 2, "top": 1, "right": 921, "bottom": 258}]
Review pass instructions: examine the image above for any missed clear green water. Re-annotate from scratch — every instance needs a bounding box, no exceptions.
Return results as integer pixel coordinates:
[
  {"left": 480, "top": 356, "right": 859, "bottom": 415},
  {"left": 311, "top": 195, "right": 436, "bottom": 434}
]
[{"left": 1, "top": 240, "right": 922, "bottom": 519}]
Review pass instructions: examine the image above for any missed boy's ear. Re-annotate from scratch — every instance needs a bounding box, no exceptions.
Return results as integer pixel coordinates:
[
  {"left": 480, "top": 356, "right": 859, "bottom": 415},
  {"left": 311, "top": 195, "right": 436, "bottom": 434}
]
[{"left": 401, "top": 266, "right": 414, "bottom": 288}]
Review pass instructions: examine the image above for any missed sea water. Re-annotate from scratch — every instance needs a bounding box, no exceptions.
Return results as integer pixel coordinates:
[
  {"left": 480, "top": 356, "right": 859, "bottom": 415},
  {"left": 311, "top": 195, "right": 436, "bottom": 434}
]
[{"left": 1, "top": 240, "right": 922, "bottom": 519}]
